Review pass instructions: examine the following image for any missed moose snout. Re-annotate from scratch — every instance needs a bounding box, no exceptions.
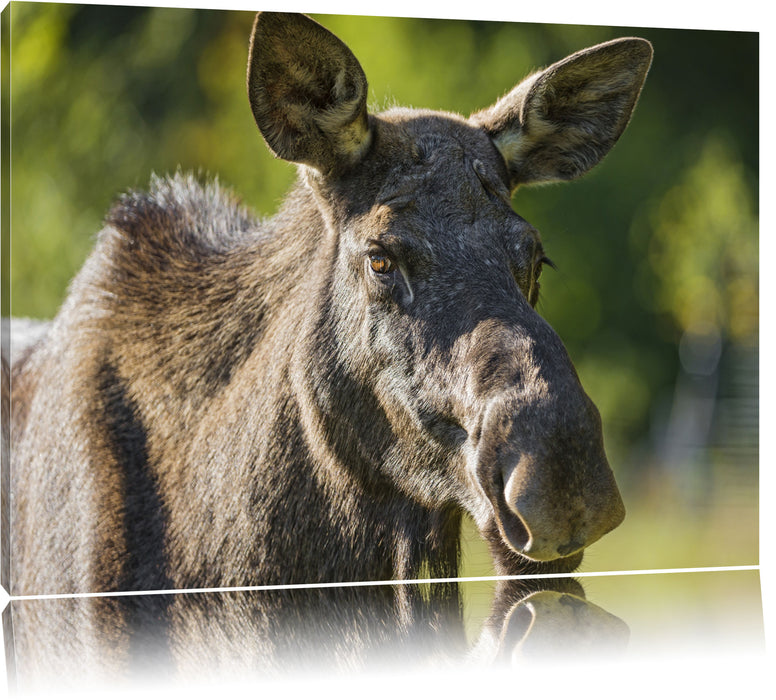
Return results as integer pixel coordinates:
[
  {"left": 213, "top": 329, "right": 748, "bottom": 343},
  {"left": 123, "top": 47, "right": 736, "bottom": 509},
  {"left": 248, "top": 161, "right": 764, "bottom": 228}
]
[
  {"left": 472, "top": 396, "right": 625, "bottom": 563},
  {"left": 499, "top": 452, "right": 625, "bottom": 561}
]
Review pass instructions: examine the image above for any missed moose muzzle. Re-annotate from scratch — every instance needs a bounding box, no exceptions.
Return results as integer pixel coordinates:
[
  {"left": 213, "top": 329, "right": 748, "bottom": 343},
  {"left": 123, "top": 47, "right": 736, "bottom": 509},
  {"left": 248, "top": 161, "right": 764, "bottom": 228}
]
[{"left": 473, "top": 392, "right": 626, "bottom": 562}]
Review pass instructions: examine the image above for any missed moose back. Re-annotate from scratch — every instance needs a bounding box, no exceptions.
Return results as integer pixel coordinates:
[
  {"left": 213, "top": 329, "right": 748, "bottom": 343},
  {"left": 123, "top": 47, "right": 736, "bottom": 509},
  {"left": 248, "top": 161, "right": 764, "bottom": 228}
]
[{"left": 6, "top": 13, "right": 652, "bottom": 594}]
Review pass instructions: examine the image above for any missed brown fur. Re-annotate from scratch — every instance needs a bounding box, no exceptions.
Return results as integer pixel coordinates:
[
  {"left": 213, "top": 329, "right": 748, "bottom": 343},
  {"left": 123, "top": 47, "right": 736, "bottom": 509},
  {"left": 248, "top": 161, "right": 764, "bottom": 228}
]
[{"left": 5, "top": 13, "right": 652, "bottom": 595}]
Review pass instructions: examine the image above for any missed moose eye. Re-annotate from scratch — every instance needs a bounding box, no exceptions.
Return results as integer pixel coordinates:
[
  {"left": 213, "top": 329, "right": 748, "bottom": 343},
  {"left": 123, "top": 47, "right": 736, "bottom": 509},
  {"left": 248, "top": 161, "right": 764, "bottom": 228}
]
[{"left": 369, "top": 253, "right": 394, "bottom": 274}]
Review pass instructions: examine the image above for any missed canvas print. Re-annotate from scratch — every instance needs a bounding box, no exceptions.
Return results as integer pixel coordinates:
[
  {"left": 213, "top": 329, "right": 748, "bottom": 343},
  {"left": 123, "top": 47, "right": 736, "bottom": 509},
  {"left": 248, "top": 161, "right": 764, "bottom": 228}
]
[{"left": 0, "top": 1, "right": 761, "bottom": 693}]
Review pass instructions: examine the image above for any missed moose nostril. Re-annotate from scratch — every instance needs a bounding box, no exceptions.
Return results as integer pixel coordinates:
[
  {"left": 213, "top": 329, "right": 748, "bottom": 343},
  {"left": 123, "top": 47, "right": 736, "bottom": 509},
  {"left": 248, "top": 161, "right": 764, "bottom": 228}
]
[
  {"left": 495, "top": 467, "right": 532, "bottom": 551},
  {"left": 500, "top": 509, "right": 530, "bottom": 552}
]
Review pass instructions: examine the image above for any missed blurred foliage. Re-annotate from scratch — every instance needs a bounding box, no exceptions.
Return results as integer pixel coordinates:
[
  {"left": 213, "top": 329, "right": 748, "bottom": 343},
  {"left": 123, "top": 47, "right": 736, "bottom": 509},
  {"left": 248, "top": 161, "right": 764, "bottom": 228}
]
[
  {"left": 5, "top": 4, "right": 758, "bottom": 526},
  {"left": 639, "top": 135, "right": 758, "bottom": 342}
]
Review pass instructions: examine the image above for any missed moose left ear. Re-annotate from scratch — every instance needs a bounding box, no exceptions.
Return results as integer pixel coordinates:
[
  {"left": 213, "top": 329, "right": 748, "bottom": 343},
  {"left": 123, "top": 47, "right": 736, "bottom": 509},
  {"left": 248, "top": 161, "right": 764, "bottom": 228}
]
[
  {"left": 247, "top": 12, "right": 372, "bottom": 175},
  {"left": 471, "top": 37, "right": 653, "bottom": 189}
]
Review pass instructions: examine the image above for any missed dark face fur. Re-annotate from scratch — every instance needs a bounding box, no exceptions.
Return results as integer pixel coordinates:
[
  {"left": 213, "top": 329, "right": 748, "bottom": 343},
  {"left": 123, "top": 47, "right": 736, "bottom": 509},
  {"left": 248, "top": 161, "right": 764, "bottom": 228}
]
[
  {"left": 299, "top": 111, "right": 620, "bottom": 568},
  {"left": 248, "top": 13, "right": 652, "bottom": 570}
]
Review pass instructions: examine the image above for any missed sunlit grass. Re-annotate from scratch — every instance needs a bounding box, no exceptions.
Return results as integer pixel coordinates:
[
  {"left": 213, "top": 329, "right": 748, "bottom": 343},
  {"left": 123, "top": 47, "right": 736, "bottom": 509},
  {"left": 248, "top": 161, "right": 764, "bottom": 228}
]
[{"left": 584, "top": 486, "right": 758, "bottom": 574}]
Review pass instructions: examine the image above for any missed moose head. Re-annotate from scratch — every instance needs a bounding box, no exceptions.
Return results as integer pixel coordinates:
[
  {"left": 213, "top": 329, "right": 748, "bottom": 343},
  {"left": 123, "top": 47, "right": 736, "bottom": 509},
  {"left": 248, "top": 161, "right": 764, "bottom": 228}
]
[{"left": 246, "top": 13, "right": 651, "bottom": 572}]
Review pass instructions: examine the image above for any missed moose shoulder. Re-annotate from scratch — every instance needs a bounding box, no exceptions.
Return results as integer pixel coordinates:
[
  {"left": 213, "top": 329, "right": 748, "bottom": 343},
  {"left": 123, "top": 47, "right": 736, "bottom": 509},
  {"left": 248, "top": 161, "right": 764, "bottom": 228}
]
[{"left": 7, "top": 13, "right": 652, "bottom": 594}]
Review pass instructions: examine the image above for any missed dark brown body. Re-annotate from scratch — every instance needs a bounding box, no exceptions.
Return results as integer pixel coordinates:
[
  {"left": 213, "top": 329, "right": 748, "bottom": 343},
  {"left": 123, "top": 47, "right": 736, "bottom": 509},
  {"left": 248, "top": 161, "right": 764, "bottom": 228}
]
[{"left": 6, "top": 13, "right": 652, "bottom": 595}]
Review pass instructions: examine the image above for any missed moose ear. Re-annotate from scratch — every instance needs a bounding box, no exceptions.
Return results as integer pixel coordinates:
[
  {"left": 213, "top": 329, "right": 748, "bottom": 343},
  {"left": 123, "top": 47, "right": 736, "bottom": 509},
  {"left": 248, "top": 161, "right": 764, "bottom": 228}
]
[
  {"left": 247, "top": 12, "right": 372, "bottom": 175},
  {"left": 471, "top": 37, "right": 653, "bottom": 189}
]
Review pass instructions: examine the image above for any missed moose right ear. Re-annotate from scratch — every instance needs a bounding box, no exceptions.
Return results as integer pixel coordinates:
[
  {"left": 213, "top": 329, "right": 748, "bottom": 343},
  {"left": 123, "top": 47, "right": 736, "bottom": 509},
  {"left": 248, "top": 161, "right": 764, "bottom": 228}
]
[
  {"left": 247, "top": 12, "right": 372, "bottom": 176},
  {"left": 471, "top": 37, "right": 653, "bottom": 189}
]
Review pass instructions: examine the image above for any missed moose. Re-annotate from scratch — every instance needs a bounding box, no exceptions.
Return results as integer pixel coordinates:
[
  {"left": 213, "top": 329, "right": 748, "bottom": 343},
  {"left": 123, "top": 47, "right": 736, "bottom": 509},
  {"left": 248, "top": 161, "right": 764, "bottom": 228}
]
[{"left": 4, "top": 12, "right": 652, "bottom": 595}]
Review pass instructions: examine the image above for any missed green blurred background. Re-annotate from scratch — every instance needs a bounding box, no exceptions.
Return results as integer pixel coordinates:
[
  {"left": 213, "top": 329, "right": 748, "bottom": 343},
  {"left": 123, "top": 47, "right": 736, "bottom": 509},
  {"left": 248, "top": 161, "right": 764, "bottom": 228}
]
[{"left": 4, "top": 3, "right": 759, "bottom": 575}]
